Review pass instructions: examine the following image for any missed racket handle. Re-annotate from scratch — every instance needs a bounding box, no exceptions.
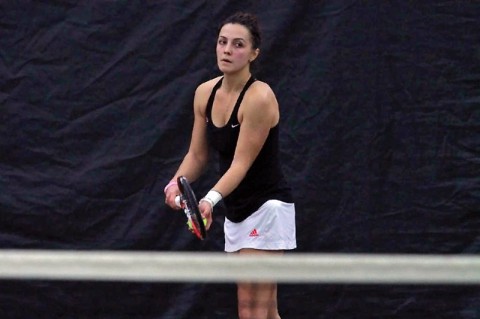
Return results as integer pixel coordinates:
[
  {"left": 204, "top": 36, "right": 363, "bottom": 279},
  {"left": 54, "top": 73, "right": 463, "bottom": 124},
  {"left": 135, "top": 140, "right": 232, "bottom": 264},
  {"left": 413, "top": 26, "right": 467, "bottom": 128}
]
[{"left": 174, "top": 195, "right": 181, "bottom": 208}]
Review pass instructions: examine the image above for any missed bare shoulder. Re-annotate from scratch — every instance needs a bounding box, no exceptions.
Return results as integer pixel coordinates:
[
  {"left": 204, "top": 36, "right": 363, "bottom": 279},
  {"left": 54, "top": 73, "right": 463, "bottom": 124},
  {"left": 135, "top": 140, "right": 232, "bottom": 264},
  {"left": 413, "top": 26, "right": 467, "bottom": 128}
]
[
  {"left": 242, "top": 80, "right": 279, "bottom": 126},
  {"left": 195, "top": 76, "right": 222, "bottom": 100},
  {"left": 245, "top": 80, "right": 278, "bottom": 108},
  {"left": 193, "top": 76, "right": 222, "bottom": 114}
]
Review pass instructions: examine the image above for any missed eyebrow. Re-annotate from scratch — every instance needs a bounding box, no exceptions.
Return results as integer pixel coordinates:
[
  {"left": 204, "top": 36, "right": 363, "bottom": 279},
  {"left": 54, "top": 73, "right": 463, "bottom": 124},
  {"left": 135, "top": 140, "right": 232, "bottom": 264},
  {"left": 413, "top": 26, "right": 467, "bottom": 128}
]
[{"left": 218, "top": 35, "right": 246, "bottom": 42}]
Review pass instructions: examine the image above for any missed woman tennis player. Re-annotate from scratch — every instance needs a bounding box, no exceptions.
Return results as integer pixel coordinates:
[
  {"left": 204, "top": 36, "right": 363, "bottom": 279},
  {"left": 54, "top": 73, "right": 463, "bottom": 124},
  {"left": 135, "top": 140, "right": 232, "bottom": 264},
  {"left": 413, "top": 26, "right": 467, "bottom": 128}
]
[{"left": 164, "top": 12, "right": 296, "bottom": 319}]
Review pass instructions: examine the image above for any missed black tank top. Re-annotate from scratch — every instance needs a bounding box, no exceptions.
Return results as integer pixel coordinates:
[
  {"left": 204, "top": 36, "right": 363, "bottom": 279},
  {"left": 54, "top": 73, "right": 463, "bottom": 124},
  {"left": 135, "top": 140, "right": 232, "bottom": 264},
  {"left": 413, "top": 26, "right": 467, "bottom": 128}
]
[{"left": 206, "top": 76, "right": 293, "bottom": 222}]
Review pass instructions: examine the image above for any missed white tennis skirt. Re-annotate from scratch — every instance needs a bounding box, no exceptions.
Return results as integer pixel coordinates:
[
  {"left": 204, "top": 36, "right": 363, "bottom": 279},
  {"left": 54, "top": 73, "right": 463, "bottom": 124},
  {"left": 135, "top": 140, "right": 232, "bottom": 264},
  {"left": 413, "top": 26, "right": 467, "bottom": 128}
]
[{"left": 224, "top": 199, "right": 297, "bottom": 252}]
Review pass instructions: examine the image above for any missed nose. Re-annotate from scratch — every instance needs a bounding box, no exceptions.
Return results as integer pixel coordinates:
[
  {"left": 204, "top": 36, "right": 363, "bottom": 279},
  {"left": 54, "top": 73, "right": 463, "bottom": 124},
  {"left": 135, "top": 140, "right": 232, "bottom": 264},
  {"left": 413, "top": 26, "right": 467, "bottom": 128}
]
[{"left": 224, "top": 43, "right": 232, "bottom": 55}]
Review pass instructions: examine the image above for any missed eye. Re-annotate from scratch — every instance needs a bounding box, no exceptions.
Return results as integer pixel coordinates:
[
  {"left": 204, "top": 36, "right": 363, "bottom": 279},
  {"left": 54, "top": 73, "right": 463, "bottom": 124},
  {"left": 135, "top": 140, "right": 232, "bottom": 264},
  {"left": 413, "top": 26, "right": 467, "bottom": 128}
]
[
  {"left": 234, "top": 41, "right": 245, "bottom": 48},
  {"left": 218, "top": 39, "right": 227, "bottom": 45}
]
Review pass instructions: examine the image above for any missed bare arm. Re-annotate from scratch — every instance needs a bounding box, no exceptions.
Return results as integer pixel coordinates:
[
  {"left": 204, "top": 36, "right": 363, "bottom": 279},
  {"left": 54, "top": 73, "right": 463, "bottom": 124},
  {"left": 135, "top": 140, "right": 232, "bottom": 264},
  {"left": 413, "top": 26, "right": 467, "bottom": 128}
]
[{"left": 165, "top": 82, "right": 213, "bottom": 208}]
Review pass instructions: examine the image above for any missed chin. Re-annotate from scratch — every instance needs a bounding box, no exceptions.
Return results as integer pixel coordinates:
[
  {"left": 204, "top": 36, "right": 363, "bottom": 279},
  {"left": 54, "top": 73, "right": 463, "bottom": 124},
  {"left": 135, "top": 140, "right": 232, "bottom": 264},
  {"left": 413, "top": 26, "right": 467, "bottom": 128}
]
[
  {"left": 218, "top": 65, "right": 246, "bottom": 75},
  {"left": 218, "top": 66, "right": 235, "bottom": 74}
]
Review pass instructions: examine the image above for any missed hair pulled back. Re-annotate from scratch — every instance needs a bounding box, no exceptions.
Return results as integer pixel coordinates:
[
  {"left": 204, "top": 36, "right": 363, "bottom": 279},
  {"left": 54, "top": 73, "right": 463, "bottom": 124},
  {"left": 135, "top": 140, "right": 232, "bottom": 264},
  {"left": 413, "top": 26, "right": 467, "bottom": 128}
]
[{"left": 218, "top": 12, "right": 261, "bottom": 49}]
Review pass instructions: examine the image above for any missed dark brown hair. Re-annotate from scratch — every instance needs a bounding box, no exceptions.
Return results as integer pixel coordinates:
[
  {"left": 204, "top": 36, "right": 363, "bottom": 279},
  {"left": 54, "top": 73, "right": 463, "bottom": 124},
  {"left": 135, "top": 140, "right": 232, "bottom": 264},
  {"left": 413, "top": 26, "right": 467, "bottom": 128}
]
[{"left": 218, "top": 12, "right": 261, "bottom": 49}]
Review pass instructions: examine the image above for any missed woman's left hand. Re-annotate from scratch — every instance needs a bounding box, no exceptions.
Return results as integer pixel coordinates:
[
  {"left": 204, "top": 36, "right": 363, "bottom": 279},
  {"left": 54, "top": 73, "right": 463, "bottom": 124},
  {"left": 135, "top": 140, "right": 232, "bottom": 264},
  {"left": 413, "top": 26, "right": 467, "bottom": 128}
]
[{"left": 199, "top": 200, "right": 213, "bottom": 230}]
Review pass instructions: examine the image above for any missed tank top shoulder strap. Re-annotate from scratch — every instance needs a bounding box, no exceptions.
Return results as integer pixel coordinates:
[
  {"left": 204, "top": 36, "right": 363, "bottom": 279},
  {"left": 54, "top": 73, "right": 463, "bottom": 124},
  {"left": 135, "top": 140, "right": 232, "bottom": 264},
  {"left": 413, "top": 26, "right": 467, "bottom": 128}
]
[
  {"left": 230, "top": 76, "right": 256, "bottom": 124},
  {"left": 206, "top": 77, "right": 223, "bottom": 120}
]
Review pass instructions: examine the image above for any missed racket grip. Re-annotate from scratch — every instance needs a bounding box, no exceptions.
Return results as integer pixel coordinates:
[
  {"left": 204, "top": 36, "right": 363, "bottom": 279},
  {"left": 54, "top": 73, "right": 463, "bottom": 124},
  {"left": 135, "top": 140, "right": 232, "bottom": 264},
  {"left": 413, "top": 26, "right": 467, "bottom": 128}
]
[{"left": 174, "top": 195, "right": 181, "bottom": 208}]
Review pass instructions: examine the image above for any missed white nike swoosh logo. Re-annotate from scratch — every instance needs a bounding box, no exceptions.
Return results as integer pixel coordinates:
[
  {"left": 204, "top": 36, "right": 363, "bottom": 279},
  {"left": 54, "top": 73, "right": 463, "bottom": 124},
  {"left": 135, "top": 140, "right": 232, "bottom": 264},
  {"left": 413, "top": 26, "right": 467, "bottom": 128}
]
[{"left": 231, "top": 123, "right": 240, "bottom": 128}]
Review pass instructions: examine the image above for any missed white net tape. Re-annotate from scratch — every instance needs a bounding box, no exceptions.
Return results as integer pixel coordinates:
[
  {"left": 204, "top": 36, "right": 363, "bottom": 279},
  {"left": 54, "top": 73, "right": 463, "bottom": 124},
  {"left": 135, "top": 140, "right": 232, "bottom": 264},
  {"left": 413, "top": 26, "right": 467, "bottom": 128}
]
[{"left": 0, "top": 250, "right": 479, "bottom": 284}]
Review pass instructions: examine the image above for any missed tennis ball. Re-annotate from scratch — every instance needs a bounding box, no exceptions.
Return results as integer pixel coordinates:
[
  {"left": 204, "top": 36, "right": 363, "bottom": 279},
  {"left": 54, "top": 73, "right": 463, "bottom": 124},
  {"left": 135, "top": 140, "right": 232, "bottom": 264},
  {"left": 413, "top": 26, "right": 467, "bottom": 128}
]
[{"left": 186, "top": 218, "right": 207, "bottom": 230}]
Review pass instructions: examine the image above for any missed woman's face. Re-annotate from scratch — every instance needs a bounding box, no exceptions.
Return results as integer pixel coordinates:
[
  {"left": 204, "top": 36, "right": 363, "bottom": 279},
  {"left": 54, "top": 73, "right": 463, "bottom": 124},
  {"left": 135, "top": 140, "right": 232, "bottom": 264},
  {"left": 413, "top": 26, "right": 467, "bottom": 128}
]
[{"left": 216, "top": 23, "right": 259, "bottom": 74}]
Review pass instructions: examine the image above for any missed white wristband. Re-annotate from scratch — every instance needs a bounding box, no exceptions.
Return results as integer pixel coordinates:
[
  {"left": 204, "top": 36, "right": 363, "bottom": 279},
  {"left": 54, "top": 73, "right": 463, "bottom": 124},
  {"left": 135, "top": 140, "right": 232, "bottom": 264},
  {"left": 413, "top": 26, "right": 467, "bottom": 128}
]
[{"left": 202, "top": 190, "right": 222, "bottom": 208}]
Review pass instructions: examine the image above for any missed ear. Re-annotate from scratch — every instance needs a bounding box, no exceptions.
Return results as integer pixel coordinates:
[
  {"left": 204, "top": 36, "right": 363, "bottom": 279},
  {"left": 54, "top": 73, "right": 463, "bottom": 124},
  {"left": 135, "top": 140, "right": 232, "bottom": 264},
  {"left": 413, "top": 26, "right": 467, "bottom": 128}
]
[{"left": 249, "top": 48, "right": 260, "bottom": 63}]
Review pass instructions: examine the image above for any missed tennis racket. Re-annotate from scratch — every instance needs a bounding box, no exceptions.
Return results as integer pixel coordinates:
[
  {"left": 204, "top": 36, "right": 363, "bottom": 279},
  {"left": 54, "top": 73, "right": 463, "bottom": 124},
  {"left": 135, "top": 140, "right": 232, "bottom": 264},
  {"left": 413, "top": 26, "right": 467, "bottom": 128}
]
[{"left": 175, "top": 176, "right": 207, "bottom": 240}]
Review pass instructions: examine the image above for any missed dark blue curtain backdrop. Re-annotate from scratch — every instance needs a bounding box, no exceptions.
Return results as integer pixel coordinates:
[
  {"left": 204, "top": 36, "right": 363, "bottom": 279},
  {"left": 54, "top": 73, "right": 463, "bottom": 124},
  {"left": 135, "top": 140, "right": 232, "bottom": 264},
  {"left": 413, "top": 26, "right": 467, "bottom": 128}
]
[{"left": 1, "top": 1, "right": 479, "bottom": 318}]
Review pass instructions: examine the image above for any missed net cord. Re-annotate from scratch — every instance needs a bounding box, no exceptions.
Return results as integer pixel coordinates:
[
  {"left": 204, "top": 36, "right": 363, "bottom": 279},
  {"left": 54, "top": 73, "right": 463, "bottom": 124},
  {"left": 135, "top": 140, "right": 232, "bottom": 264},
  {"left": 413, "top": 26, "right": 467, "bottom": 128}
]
[{"left": 0, "top": 250, "right": 479, "bottom": 284}]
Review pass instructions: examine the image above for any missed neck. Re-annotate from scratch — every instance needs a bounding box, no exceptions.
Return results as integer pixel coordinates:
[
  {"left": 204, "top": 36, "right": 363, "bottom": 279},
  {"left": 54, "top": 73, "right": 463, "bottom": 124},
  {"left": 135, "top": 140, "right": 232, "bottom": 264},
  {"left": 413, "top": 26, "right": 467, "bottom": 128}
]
[{"left": 222, "top": 69, "right": 251, "bottom": 93}]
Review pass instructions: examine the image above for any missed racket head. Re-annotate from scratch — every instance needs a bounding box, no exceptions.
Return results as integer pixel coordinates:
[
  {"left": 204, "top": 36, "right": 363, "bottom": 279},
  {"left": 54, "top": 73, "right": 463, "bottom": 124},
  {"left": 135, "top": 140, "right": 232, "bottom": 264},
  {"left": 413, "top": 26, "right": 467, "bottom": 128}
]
[{"left": 177, "top": 176, "right": 207, "bottom": 240}]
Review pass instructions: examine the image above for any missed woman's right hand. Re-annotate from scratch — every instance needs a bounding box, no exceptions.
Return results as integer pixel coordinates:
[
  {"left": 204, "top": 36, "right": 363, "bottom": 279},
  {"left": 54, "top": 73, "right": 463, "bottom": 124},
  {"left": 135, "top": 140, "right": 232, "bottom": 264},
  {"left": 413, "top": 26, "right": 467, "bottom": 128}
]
[{"left": 164, "top": 184, "right": 181, "bottom": 210}]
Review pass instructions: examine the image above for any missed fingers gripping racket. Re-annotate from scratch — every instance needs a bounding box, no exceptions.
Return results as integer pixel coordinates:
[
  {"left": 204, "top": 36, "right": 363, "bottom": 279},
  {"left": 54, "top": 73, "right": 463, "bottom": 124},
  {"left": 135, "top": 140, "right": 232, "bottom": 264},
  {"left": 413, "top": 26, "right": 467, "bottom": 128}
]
[{"left": 175, "top": 176, "right": 207, "bottom": 240}]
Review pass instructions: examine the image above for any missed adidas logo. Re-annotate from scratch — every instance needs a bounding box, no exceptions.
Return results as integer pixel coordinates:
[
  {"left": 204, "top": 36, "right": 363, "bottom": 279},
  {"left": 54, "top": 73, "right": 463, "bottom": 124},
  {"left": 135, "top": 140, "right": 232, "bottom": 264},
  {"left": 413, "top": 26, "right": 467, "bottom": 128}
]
[{"left": 249, "top": 228, "right": 259, "bottom": 237}]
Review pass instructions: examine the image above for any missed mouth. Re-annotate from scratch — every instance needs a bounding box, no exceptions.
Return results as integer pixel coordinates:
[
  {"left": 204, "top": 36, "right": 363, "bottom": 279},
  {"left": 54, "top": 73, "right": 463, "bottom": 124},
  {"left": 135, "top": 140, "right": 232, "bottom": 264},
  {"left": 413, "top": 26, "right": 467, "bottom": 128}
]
[{"left": 220, "top": 58, "right": 232, "bottom": 63}]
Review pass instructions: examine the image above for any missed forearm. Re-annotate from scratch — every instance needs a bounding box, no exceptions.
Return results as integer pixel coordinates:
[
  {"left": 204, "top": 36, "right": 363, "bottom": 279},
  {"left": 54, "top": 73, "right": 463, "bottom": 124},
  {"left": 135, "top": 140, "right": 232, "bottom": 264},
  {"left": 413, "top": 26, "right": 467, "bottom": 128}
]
[
  {"left": 198, "top": 163, "right": 247, "bottom": 213},
  {"left": 211, "top": 160, "right": 250, "bottom": 198},
  {"left": 171, "top": 151, "right": 208, "bottom": 183},
  {"left": 164, "top": 151, "right": 208, "bottom": 207}
]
